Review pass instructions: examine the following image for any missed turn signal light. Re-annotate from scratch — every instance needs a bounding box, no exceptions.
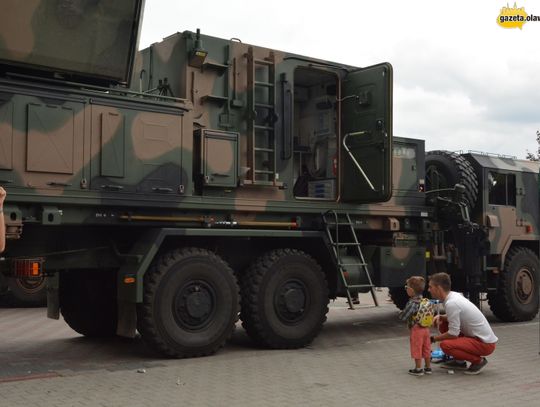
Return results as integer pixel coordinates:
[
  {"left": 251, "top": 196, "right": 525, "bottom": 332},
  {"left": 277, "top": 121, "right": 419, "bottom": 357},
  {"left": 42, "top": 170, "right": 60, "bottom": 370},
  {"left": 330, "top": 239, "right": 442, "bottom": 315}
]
[{"left": 12, "top": 258, "right": 44, "bottom": 278}]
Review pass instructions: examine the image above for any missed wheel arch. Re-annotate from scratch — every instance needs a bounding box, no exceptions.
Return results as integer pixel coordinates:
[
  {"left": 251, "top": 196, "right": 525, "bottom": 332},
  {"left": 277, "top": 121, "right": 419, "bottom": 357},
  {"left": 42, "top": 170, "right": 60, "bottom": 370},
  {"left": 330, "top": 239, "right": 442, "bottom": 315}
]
[{"left": 501, "top": 239, "right": 539, "bottom": 270}]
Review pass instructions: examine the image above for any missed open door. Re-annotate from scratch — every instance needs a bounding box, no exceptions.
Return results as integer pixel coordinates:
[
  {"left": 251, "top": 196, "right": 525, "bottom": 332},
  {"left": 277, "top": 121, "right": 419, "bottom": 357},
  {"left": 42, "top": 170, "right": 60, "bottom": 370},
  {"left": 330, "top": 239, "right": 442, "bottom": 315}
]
[{"left": 340, "top": 63, "right": 392, "bottom": 203}]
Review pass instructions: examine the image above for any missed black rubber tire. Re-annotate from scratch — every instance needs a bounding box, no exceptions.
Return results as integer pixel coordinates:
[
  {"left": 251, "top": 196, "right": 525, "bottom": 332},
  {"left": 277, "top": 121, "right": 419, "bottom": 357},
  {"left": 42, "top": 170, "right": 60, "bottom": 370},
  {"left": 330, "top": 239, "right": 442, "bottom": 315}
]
[
  {"left": 60, "top": 270, "right": 118, "bottom": 337},
  {"left": 388, "top": 286, "right": 409, "bottom": 310},
  {"left": 137, "top": 248, "right": 239, "bottom": 358},
  {"left": 240, "top": 249, "right": 329, "bottom": 349},
  {"left": 488, "top": 247, "right": 539, "bottom": 322},
  {"left": 425, "top": 150, "right": 479, "bottom": 210},
  {"left": 4, "top": 276, "right": 47, "bottom": 307}
]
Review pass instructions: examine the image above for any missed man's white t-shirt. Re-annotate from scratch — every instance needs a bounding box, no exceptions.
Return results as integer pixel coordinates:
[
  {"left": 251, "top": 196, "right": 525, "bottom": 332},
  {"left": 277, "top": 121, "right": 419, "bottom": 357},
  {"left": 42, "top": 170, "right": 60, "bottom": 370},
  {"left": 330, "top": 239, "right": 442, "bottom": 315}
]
[{"left": 444, "top": 291, "right": 498, "bottom": 344}]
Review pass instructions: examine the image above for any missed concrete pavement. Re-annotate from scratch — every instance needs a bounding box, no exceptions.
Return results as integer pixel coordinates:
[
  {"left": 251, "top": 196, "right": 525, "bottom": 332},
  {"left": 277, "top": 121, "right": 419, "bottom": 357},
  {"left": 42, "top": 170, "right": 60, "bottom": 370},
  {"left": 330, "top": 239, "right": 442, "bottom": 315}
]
[{"left": 0, "top": 293, "right": 539, "bottom": 407}]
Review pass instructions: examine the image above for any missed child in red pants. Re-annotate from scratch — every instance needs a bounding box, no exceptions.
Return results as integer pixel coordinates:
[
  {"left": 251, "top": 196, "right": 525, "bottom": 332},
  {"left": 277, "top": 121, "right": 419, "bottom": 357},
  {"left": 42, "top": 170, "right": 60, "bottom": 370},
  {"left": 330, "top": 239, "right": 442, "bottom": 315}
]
[{"left": 398, "top": 276, "right": 434, "bottom": 376}]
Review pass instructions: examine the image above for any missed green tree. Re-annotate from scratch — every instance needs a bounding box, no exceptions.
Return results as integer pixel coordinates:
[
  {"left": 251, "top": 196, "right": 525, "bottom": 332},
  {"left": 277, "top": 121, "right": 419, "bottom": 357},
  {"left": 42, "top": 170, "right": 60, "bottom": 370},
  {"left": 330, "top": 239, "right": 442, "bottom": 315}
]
[{"left": 526, "top": 130, "right": 540, "bottom": 161}]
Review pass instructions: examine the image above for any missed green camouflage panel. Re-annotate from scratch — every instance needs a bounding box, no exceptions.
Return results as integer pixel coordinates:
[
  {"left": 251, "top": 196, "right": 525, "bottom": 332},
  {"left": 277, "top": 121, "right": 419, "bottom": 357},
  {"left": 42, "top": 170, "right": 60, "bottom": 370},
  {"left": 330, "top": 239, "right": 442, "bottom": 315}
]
[
  {"left": 0, "top": 28, "right": 429, "bottom": 239},
  {"left": 465, "top": 153, "right": 540, "bottom": 265},
  {"left": 337, "top": 246, "right": 426, "bottom": 296},
  {"left": 0, "top": 0, "right": 144, "bottom": 85},
  {"left": 133, "top": 31, "right": 396, "bottom": 204}
]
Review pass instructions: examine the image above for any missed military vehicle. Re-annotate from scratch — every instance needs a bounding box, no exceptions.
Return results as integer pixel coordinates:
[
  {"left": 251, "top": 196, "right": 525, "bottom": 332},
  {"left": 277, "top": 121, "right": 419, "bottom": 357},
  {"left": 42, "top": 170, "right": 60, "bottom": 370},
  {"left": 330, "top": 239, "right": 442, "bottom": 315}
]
[{"left": 0, "top": 0, "right": 537, "bottom": 358}]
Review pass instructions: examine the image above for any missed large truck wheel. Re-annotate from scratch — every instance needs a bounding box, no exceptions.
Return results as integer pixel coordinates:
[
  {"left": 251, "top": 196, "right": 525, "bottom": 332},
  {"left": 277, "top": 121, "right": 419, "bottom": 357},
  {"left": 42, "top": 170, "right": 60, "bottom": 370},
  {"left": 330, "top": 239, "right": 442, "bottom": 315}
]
[
  {"left": 240, "top": 249, "right": 329, "bottom": 349},
  {"left": 4, "top": 276, "right": 47, "bottom": 307},
  {"left": 425, "top": 150, "right": 479, "bottom": 210},
  {"left": 136, "top": 248, "right": 239, "bottom": 358},
  {"left": 60, "top": 270, "right": 118, "bottom": 337},
  {"left": 388, "top": 286, "right": 409, "bottom": 310},
  {"left": 488, "top": 247, "right": 539, "bottom": 322}
]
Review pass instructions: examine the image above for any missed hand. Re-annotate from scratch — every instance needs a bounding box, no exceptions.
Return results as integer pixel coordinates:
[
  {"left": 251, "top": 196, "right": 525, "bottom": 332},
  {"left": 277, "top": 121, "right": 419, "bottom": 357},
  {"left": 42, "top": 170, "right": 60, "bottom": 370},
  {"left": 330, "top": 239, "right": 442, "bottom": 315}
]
[
  {"left": 433, "top": 315, "right": 441, "bottom": 327},
  {"left": 0, "top": 186, "right": 6, "bottom": 207},
  {"left": 430, "top": 335, "right": 436, "bottom": 344}
]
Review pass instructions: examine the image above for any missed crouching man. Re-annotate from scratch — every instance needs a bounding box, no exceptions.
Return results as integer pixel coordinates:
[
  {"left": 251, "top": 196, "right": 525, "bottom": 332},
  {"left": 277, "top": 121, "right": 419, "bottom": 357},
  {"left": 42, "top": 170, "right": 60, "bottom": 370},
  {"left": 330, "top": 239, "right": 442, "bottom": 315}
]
[{"left": 428, "top": 272, "right": 498, "bottom": 375}]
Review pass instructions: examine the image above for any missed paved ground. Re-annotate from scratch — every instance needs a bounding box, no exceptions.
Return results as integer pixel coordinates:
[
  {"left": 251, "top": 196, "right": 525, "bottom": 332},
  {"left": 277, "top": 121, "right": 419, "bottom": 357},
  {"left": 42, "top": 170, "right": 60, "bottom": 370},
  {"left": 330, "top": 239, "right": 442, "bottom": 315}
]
[{"left": 0, "top": 292, "right": 539, "bottom": 407}]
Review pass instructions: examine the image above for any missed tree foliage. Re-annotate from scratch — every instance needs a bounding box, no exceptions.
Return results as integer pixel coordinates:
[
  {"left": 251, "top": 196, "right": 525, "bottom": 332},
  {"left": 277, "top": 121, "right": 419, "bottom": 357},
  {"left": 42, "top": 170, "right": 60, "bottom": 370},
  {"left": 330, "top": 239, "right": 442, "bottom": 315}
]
[{"left": 526, "top": 130, "right": 540, "bottom": 161}]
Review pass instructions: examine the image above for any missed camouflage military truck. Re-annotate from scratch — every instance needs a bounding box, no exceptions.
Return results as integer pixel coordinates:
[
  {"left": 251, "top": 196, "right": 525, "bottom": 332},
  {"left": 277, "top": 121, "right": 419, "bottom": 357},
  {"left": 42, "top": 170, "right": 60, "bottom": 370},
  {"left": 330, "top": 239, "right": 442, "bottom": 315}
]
[
  {"left": 0, "top": 1, "right": 537, "bottom": 358},
  {"left": 420, "top": 151, "right": 540, "bottom": 322}
]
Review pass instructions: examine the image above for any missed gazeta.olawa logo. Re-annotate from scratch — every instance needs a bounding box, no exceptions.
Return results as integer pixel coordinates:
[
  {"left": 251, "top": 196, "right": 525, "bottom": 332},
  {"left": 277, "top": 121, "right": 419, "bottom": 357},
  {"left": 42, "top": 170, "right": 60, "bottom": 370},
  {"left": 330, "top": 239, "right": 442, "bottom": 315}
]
[{"left": 497, "top": 3, "right": 540, "bottom": 29}]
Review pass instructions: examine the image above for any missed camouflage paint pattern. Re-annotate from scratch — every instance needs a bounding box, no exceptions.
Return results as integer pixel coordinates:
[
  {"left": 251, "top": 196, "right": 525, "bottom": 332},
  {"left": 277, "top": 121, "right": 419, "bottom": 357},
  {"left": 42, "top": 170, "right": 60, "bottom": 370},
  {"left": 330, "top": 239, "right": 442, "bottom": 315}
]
[
  {"left": 0, "top": 15, "right": 536, "bottom": 318},
  {"left": 0, "top": 0, "right": 144, "bottom": 85},
  {"left": 465, "top": 153, "right": 540, "bottom": 268}
]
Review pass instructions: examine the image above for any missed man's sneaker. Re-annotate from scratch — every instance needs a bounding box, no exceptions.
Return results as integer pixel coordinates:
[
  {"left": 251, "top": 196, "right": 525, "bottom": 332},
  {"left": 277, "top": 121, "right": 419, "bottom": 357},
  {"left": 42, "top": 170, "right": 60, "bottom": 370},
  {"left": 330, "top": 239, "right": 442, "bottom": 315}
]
[
  {"left": 408, "top": 368, "right": 424, "bottom": 376},
  {"left": 423, "top": 367, "right": 433, "bottom": 375},
  {"left": 440, "top": 360, "right": 468, "bottom": 370},
  {"left": 463, "top": 358, "right": 488, "bottom": 375}
]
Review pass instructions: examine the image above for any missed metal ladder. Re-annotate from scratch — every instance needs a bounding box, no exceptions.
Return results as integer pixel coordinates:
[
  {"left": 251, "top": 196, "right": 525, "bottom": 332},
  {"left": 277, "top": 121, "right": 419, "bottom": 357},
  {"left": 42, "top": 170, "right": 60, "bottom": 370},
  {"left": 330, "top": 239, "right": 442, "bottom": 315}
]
[
  {"left": 322, "top": 210, "right": 379, "bottom": 310},
  {"left": 245, "top": 46, "right": 278, "bottom": 185}
]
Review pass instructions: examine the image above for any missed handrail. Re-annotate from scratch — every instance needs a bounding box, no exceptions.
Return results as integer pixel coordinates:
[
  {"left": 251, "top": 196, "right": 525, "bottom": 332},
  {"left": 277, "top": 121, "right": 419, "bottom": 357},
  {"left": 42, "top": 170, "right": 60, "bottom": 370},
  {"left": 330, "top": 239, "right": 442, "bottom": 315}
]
[{"left": 342, "top": 131, "right": 376, "bottom": 191}]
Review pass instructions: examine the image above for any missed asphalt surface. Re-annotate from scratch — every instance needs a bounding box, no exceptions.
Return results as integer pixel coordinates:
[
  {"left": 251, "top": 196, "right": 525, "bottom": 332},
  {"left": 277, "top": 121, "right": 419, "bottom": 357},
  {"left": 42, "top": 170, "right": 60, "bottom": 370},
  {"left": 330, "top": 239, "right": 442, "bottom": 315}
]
[{"left": 0, "top": 292, "right": 539, "bottom": 407}]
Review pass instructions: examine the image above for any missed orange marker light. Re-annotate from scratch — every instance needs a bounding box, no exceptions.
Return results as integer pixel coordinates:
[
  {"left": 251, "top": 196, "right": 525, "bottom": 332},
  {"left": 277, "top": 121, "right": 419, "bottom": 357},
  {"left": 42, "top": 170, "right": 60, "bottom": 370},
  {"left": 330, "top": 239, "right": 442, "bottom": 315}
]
[
  {"left": 124, "top": 277, "right": 136, "bottom": 284},
  {"left": 12, "top": 258, "right": 44, "bottom": 278},
  {"left": 31, "top": 262, "right": 40, "bottom": 276}
]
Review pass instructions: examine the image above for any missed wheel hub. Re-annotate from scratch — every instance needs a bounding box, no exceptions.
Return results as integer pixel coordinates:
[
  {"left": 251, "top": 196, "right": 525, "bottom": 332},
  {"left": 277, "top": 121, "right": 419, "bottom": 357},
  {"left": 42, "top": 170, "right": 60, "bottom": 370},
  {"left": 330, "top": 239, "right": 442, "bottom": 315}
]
[
  {"left": 283, "top": 288, "right": 305, "bottom": 313},
  {"left": 515, "top": 268, "right": 533, "bottom": 304},
  {"left": 174, "top": 281, "right": 216, "bottom": 330},
  {"left": 275, "top": 279, "right": 308, "bottom": 323}
]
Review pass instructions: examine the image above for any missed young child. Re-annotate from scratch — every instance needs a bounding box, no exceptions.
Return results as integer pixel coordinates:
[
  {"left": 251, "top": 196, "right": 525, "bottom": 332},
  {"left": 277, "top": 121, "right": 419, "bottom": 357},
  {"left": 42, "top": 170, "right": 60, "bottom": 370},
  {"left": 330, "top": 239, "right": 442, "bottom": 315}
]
[{"left": 398, "top": 276, "right": 433, "bottom": 376}]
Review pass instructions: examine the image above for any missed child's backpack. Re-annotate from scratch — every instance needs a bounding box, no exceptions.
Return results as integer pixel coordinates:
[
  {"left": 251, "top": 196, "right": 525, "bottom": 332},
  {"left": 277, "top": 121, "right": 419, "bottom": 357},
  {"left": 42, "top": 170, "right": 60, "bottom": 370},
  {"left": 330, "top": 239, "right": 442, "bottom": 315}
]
[{"left": 414, "top": 298, "right": 435, "bottom": 327}]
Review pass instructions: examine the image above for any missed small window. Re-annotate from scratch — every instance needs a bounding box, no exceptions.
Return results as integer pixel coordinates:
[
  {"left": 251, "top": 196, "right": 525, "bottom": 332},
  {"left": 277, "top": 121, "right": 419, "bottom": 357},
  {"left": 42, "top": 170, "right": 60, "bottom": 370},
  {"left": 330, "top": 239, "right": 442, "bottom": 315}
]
[{"left": 488, "top": 172, "right": 516, "bottom": 206}]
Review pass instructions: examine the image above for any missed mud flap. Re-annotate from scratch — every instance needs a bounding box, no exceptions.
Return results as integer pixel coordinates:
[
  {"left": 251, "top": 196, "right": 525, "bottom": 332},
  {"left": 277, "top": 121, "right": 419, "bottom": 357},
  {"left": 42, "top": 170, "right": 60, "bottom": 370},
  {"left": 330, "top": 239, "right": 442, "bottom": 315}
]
[
  {"left": 117, "top": 301, "right": 138, "bottom": 338},
  {"left": 116, "top": 228, "right": 166, "bottom": 337},
  {"left": 46, "top": 274, "right": 60, "bottom": 320}
]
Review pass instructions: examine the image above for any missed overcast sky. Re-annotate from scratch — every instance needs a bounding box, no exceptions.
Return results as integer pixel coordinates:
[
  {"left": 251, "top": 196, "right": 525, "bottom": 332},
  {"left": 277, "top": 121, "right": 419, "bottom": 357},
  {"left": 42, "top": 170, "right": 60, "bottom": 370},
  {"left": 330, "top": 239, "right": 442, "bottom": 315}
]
[{"left": 139, "top": 0, "right": 540, "bottom": 159}]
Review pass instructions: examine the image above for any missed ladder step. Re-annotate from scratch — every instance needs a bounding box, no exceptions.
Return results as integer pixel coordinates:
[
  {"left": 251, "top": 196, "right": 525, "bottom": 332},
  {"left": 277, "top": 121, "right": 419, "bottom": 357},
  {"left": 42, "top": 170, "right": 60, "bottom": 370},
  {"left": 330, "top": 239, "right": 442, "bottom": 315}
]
[
  {"left": 254, "top": 170, "right": 274, "bottom": 174},
  {"left": 332, "top": 242, "right": 360, "bottom": 246},
  {"left": 254, "top": 147, "right": 275, "bottom": 153},
  {"left": 254, "top": 81, "right": 274, "bottom": 88},
  {"left": 254, "top": 58, "right": 273, "bottom": 66},
  {"left": 254, "top": 125, "right": 274, "bottom": 131},
  {"left": 346, "top": 284, "right": 376, "bottom": 289}
]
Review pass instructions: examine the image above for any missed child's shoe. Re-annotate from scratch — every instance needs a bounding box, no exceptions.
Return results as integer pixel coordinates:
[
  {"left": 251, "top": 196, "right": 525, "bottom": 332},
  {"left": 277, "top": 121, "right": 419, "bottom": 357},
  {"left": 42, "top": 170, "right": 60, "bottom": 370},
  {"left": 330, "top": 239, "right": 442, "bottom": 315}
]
[
  {"left": 423, "top": 367, "right": 432, "bottom": 375},
  {"left": 408, "top": 368, "right": 424, "bottom": 376}
]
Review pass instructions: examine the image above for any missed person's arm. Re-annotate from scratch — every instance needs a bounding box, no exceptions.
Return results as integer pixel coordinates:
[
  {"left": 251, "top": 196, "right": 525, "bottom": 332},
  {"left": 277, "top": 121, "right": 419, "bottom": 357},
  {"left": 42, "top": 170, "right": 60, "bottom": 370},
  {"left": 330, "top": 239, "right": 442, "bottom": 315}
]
[
  {"left": 433, "top": 314, "right": 447, "bottom": 325},
  {"left": 432, "top": 304, "right": 460, "bottom": 342},
  {"left": 432, "top": 330, "right": 458, "bottom": 342},
  {"left": 398, "top": 299, "right": 418, "bottom": 321},
  {"left": 0, "top": 187, "right": 6, "bottom": 253}
]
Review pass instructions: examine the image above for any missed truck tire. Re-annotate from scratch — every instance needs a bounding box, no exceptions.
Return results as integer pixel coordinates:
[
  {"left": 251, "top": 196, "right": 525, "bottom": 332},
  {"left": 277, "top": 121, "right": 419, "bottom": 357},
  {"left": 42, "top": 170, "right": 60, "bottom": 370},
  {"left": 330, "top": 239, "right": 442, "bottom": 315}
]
[
  {"left": 487, "top": 247, "right": 539, "bottom": 322},
  {"left": 4, "top": 276, "right": 47, "bottom": 307},
  {"left": 137, "top": 248, "right": 239, "bottom": 358},
  {"left": 240, "top": 249, "right": 329, "bottom": 349},
  {"left": 388, "top": 286, "right": 409, "bottom": 310},
  {"left": 60, "top": 270, "right": 118, "bottom": 337},
  {"left": 425, "top": 150, "right": 478, "bottom": 210}
]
